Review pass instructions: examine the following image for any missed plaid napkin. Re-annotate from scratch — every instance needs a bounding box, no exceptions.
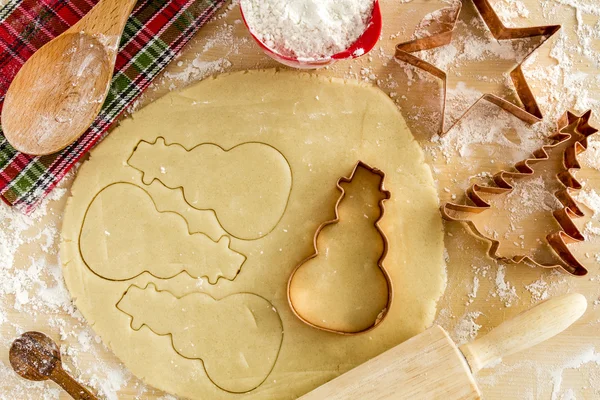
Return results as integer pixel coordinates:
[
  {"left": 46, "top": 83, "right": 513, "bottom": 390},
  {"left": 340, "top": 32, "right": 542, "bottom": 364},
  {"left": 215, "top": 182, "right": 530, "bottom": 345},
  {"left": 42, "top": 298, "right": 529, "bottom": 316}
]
[{"left": 0, "top": 0, "right": 224, "bottom": 211}]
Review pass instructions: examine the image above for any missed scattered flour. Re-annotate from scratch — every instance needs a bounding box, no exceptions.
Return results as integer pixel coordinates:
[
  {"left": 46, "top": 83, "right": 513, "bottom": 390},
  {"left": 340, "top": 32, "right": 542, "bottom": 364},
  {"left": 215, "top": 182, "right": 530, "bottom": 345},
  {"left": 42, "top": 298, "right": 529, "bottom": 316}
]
[
  {"left": 164, "top": 57, "right": 232, "bottom": 83},
  {"left": 1, "top": 0, "right": 600, "bottom": 398},
  {"left": 474, "top": 344, "right": 600, "bottom": 399},
  {"left": 0, "top": 177, "right": 147, "bottom": 398},
  {"left": 434, "top": 102, "right": 548, "bottom": 162},
  {"left": 492, "top": 265, "right": 519, "bottom": 307},
  {"left": 525, "top": 278, "right": 551, "bottom": 301},
  {"left": 502, "top": 176, "right": 563, "bottom": 223},
  {"left": 493, "top": 0, "right": 531, "bottom": 24},
  {"left": 549, "top": 346, "right": 600, "bottom": 400},
  {"left": 582, "top": 220, "right": 600, "bottom": 240},
  {"left": 0, "top": 188, "right": 72, "bottom": 314},
  {"left": 575, "top": 188, "right": 600, "bottom": 241},
  {"left": 579, "top": 138, "right": 600, "bottom": 171},
  {"left": 467, "top": 276, "right": 480, "bottom": 304},
  {"left": 157, "top": 395, "right": 178, "bottom": 400},
  {"left": 454, "top": 311, "right": 484, "bottom": 345},
  {"left": 575, "top": 188, "right": 600, "bottom": 217},
  {"left": 240, "top": 0, "right": 375, "bottom": 59}
]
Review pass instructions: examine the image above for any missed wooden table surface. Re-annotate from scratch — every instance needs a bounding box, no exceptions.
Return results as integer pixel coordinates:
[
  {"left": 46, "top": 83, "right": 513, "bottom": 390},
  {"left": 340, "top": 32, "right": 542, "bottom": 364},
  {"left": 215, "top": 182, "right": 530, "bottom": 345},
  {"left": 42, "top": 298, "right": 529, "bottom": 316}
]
[{"left": 2, "top": 0, "right": 600, "bottom": 399}]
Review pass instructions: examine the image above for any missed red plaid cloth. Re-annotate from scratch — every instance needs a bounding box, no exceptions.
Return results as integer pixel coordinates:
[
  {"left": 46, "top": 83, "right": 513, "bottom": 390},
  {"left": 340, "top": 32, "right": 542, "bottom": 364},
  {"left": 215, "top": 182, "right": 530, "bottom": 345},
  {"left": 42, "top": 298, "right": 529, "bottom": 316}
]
[{"left": 0, "top": 0, "right": 224, "bottom": 211}]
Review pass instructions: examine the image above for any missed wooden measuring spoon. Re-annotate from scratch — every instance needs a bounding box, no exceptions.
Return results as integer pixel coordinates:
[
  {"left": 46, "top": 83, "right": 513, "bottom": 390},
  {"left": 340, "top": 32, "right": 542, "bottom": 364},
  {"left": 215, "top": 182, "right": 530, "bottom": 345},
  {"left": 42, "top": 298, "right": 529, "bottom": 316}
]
[
  {"left": 1, "top": 0, "right": 137, "bottom": 156},
  {"left": 10, "top": 331, "right": 98, "bottom": 400}
]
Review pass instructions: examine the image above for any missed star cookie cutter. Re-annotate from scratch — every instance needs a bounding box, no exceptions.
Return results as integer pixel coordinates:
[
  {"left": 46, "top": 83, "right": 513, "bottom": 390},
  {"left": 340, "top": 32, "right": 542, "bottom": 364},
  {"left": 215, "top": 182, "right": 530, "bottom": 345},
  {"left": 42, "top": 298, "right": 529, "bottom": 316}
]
[
  {"left": 287, "top": 161, "right": 393, "bottom": 335},
  {"left": 441, "top": 110, "right": 598, "bottom": 276},
  {"left": 395, "top": 0, "right": 561, "bottom": 136}
]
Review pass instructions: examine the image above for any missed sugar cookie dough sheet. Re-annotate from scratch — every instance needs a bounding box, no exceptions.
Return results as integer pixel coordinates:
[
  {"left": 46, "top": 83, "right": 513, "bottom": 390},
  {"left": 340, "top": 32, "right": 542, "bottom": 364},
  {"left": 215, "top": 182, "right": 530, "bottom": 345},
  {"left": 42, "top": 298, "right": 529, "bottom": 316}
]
[{"left": 60, "top": 70, "right": 447, "bottom": 399}]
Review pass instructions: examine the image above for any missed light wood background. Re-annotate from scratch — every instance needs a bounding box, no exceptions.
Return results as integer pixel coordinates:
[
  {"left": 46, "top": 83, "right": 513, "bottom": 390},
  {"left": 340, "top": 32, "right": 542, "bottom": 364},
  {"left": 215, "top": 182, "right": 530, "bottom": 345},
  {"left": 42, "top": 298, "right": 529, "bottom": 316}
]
[{"left": 2, "top": 0, "right": 600, "bottom": 399}]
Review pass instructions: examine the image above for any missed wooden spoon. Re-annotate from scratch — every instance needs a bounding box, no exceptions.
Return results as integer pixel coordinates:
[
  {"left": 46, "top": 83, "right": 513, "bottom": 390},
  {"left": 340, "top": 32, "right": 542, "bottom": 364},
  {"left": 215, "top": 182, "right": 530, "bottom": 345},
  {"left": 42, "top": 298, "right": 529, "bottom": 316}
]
[
  {"left": 10, "top": 331, "right": 98, "bottom": 400},
  {"left": 1, "top": 0, "right": 138, "bottom": 156}
]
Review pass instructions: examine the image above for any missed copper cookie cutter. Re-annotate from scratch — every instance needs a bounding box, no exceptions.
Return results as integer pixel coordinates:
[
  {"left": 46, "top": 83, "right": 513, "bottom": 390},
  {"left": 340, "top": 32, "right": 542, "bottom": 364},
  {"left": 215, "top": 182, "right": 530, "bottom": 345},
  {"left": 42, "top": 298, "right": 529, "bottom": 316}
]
[
  {"left": 441, "top": 110, "right": 598, "bottom": 276},
  {"left": 287, "top": 161, "right": 393, "bottom": 335},
  {"left": 395, "top": 0, "right": 561, "bottom": 136}
]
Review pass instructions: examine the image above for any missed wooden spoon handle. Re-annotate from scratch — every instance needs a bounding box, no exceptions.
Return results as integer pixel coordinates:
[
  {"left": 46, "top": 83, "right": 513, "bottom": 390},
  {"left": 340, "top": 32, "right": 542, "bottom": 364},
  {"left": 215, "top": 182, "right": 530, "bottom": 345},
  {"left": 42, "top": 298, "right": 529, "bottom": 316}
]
[
  {"left": 459, "top": 293, "right": 587, "bottom": 373},
  {"left": 69, "top": 0, "right": 138, "bottom": 45},
  {"left": 50, "top": 367, "right": 98, "bottom": 400}
]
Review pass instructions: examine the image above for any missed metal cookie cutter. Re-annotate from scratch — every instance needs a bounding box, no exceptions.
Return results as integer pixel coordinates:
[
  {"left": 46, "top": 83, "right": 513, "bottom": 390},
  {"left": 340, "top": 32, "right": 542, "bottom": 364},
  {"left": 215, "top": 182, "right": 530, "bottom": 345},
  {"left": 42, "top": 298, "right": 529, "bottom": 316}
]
[
  {"left": 441, "top": 110, "right": 598, "bottom": 276},
  {"left": 287, "top": 161, "right": 393, "bottom": 335},
  {"left": 394, "top": 0, "right": 561, "bottom": 136}
]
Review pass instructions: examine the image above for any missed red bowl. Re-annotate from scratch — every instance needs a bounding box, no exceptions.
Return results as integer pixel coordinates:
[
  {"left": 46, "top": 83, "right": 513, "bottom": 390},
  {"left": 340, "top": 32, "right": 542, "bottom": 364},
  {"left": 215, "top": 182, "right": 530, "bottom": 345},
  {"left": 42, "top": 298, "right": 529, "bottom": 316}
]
[{"left": 240, "top": 1, "right": 382, "bottom": 69}]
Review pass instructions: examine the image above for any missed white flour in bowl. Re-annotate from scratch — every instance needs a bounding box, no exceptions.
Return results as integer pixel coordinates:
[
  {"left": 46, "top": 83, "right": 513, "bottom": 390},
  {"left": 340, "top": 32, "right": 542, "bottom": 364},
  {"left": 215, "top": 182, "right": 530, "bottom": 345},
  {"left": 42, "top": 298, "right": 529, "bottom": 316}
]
[{"left": 241, "top": 0, "right": 375, "bottom": 60}]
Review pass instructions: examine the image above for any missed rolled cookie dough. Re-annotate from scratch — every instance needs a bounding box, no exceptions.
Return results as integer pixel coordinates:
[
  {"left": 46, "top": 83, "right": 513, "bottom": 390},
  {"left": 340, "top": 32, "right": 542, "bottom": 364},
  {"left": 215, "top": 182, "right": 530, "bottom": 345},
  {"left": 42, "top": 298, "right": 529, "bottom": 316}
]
[{"left": 60, "top": 70, "right": 446, "bottom": 399}]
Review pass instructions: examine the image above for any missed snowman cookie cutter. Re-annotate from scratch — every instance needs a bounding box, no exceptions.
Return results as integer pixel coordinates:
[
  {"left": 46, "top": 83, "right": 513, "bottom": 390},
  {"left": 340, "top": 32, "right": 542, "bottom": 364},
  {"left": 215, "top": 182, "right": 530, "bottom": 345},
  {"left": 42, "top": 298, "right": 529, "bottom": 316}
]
[{"left": 287, "top": 161, "right": 393, "bottom": 335}]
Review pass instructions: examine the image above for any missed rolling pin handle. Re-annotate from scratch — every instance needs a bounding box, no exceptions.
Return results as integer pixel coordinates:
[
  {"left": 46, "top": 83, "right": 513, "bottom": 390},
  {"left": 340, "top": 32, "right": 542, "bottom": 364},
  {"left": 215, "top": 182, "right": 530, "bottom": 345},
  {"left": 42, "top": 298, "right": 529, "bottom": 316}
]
[{"left": 459, "top": 293, "right": 587, "bottom": 374}]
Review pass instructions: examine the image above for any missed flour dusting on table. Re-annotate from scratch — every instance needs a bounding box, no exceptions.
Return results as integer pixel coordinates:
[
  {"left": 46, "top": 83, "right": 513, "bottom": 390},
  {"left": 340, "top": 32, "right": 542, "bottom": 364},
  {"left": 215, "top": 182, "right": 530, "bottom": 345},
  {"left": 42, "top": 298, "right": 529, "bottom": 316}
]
[{"left": 2, "top": 0, "right": 600, "bottom": 399}]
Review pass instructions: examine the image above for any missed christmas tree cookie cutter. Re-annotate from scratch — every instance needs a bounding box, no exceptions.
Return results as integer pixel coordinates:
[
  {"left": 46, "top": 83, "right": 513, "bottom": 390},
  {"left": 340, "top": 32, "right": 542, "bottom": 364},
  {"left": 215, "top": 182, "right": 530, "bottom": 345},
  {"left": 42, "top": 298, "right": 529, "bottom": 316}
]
[
  {"left": 441, "top": 110, "right": 598, "bottom": 276},
  {"left": 394, "top": 0, "right": 561, "bottom": 136},
  {"left": 287, "top": 161, "right": 393, "bottom": 335}
]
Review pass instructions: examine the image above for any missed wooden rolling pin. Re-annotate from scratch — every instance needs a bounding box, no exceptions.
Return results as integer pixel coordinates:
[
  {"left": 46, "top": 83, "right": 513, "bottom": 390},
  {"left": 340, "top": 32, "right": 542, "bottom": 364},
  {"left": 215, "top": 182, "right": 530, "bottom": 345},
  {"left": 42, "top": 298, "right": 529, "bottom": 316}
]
[{"left": 300, "top": 293, "right": 587, "bottom": 400}]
